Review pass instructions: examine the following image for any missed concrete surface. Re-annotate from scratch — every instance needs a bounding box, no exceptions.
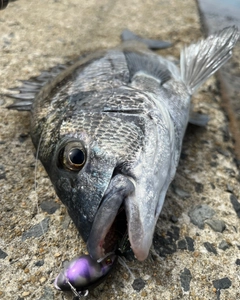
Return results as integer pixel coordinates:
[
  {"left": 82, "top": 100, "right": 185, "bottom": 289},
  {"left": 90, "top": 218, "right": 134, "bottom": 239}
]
[{"left": 0, "top": 0, "right": 240, "bottom": 299}]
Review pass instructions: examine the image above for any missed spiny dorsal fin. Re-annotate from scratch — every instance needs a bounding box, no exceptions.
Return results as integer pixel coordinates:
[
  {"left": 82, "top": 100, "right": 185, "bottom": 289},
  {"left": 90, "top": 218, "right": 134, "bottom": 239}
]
[
  {"left": 121, "top": 29, "right": 172, "bottom": 50},
  {"left": 6, "top": 63, "right": 73, "bottom": 111}
]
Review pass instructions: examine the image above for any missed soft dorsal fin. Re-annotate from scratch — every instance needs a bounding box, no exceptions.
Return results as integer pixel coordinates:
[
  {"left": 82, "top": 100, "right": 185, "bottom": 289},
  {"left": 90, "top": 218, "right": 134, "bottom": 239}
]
[{"left": 124, "top": 51, "right": 171, "bottom": 85}]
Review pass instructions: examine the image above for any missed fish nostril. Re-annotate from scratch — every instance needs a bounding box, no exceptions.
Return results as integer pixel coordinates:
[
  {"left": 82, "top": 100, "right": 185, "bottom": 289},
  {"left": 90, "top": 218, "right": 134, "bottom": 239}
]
[{"left": 69, "top": 178, "right": 75, "bottom": 188}]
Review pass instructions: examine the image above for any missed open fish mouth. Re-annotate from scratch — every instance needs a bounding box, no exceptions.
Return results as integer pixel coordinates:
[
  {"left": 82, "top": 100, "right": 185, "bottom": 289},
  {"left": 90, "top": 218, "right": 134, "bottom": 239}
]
[
  {"left": 87, "top": 174, "right": 135, "bottom": 260},
  {"left": 87, "top": 172, "right": 158, "bottom": 261}
]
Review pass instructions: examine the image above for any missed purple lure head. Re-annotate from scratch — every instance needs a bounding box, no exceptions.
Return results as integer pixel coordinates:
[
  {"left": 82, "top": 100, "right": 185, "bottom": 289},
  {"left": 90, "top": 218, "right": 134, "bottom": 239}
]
[{"left": 54, "top": 253, "right": 117, "bottom": 293}]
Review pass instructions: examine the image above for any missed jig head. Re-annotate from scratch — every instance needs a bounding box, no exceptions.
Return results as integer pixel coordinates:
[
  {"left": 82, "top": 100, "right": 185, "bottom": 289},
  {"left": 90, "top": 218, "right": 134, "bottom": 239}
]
[{"left": 54, "top": 252, "right": 118, "bottom": 298}]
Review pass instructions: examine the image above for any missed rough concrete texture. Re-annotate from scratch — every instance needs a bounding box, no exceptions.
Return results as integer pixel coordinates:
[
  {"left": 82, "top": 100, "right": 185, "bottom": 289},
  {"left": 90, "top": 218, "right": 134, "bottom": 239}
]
[{"left": 0, "top": 0, "right": 240, "bottom": 299}]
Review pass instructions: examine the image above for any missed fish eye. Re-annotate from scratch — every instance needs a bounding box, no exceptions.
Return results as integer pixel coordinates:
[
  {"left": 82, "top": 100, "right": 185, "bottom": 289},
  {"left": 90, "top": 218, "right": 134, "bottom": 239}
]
[{"left": 59, "top": 141, "right": 86, "bottom": 171}]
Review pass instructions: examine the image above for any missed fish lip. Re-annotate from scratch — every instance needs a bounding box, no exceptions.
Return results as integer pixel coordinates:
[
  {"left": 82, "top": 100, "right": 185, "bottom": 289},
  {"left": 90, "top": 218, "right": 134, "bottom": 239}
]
[
  {"left": 87, "top": 206, "right": 124, "bottom": 260},
  {"left": 87, "top": 174, "right": 157, "bottom": 262},
  {"left": 126, "top": 228, "right": 153, "bottom": 261},
  {"left": 87, "top": 174, "right": 134, "bottom": 260},
  {"left": 124, "top": 196, "right": 156, "bottom": 261},
  {"left": 87, "top": 196, "right": 153, "bottom": 262}
]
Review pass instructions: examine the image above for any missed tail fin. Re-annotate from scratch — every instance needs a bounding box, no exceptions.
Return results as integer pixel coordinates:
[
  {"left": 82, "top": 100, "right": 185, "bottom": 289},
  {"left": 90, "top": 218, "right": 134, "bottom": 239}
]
[{"left": 181, "top": 26, "right": 239, "bottom": 94}]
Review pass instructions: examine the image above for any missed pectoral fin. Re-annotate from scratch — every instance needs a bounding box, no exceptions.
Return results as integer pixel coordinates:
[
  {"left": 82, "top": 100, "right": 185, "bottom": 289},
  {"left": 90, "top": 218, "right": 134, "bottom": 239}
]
[{"left": 189, "top": 111, "right": 209, "bottom": 127}]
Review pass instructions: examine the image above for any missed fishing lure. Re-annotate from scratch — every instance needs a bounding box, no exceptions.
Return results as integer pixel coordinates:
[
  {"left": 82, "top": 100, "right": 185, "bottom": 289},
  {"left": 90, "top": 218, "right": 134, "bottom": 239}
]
[
  {"left": 54, "top": 232, "right": 131, "bottom": 298},
  {"left": 54, "top": 252, "right": 118, "bottom": 298}
]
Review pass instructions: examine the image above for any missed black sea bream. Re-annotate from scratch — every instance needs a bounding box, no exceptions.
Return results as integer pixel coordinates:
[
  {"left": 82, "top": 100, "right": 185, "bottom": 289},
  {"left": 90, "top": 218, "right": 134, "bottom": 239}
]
[{"left": 9, "top": 27, "right": 239, "bottom": 261}]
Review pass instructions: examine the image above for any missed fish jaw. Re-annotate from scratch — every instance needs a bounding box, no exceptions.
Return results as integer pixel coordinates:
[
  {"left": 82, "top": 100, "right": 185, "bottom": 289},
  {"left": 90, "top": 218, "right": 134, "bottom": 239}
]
[
  {"left": 54, "top": 164, "right": 115, "bottom": 242},
  {"left": 124, "top": 177, "right": 170, "bottom": 261},
  {"left": 124, "top": 195, "right": 157, "bottom": 261},
  {"left": 87, "top": 174, "right": 135, "bottom": 259},
  {"left": 87, "top": 175, "right": 170, "bottom": 261}
]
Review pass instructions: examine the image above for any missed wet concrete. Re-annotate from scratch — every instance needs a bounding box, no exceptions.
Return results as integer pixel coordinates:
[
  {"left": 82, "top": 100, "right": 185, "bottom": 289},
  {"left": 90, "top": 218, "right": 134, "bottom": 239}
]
[{"left": 0, "top": 1, "right": 240, "bottom": 300}]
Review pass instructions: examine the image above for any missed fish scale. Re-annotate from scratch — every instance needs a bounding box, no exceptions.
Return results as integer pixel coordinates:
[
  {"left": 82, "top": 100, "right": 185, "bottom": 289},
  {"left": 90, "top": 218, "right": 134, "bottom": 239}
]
[
  {"left": 73, "top": 51, "right": 129, "bottom": 91},
  {"left": 60, "top": 112, "right": 144, "bottom": 162}
]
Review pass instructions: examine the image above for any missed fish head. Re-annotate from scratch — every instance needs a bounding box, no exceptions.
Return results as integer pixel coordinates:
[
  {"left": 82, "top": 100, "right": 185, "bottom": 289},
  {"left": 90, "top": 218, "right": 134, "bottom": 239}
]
[{"left": 36, "top": 106, "right": 173, "bottom": 262}]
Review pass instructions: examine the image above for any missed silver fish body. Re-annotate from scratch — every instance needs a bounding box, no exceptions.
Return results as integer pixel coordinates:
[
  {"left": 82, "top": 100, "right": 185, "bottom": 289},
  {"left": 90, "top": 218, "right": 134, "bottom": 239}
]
[{"left": 12, "top": 27, "right": 239, "bottom": 261}]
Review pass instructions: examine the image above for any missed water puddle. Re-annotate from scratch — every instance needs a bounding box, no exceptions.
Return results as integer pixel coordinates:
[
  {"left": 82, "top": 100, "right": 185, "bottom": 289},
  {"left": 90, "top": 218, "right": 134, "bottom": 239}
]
[{"left": 198, "top": 0, "right": 240, "bottom": 31}]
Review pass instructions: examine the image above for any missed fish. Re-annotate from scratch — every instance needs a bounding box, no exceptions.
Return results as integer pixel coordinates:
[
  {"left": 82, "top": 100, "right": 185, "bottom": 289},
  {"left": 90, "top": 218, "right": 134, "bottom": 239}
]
[{"left": 7, "top": 26, "right": 239, "bottom": 262}]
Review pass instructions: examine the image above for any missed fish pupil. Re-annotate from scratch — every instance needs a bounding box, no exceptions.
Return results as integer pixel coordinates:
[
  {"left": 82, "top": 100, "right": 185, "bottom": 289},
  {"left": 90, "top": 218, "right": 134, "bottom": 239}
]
[{"left": 69, "top": 148, "right": 85, "bottom": 165}]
